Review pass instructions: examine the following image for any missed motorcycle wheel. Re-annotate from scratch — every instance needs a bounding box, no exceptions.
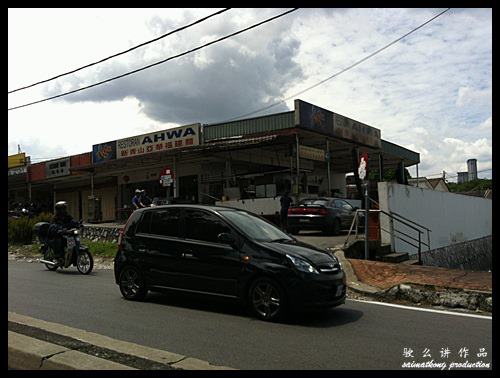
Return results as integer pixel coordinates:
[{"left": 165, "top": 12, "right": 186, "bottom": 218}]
[
  {"left": 76, "top": 251, "right": 94, "bottom": 275},
  {"left": 43, "top": 247, "right": 59, "bottom": 271}
]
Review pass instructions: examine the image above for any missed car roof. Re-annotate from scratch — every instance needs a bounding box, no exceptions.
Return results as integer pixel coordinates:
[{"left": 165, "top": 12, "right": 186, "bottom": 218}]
[{"left": 136, "top": 204, "right": 247, "bottom": 212}]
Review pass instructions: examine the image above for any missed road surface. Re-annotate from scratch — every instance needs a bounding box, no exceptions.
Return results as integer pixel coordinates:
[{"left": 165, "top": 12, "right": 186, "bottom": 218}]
[{"left": 8, "top": 260, "right": 492, "bottom": 370}]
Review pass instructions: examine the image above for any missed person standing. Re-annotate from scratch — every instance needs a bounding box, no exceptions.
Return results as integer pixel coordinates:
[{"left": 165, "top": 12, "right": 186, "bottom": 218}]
[{"left": 280, "top": 191, "right": 293, "bottom": 231}]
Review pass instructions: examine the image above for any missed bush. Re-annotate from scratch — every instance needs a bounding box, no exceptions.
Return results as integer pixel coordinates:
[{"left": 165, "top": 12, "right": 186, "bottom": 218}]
[{"left": 8, "top": 212, "right": 53, "bottom": 245}]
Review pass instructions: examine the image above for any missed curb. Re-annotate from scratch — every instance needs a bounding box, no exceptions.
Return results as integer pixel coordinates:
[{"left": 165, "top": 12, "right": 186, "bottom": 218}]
[
  {"left": 332, "top": 248, "right": 492, "bottom": 314},
  {"left": 8, "top": 312, "right": 235, "bottom": 370},
  {"left": 8, "top": 331, "right": 135, "bottom": 370}
]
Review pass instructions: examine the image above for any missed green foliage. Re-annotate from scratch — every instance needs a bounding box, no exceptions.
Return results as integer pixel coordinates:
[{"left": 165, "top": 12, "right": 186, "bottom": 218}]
[
  {"left": 368, "top": 168, "right": 412, "bottom": 182},
  {"left": 447, "top": 179, "right": 492, "bottom": 193},
  {"left": 8, "top": 212, "right": 53, "bottom": 245},
  {"left": 84, "top": 240, "right": 118, "bottom": 258}
]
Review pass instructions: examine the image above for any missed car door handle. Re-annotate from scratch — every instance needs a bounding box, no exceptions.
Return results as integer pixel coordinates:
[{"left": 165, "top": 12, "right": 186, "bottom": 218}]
[
  {"left": 182, "top": 250, "right": 196, "bottom": 259},
  {"left": 138, "top": 245, "right": 147, "bottom": 253}
]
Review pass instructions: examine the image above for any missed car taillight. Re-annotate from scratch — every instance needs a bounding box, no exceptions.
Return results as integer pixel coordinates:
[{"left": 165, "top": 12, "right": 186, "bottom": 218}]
[
  {"left": 318, "top": 208, "right": 328, "bottom": 215},
  {"left": 118, "top": 214, "right": 132, "bottom": 250}
]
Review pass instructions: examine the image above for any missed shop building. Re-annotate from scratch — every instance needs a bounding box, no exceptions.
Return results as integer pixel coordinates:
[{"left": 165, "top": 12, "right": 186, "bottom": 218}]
[{"left": 15, "top": 99, "right": 420, "bottom": 222}]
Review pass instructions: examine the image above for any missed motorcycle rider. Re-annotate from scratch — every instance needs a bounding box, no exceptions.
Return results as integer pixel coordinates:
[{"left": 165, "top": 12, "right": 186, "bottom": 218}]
[
  {"left": 132, "top": 189, "right": 143, "bottom": 210},
  {"left": 49, "top": 201, "right": 80, "bottom": 260},
  {"left": 140, "top": 189, "right": 152, "bottom": 207}
]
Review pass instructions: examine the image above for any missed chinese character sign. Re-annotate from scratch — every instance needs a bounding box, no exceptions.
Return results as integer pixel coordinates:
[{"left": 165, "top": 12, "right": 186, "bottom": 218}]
[{"left": 116, "top": 123, "right": 200, "bottom": 159}]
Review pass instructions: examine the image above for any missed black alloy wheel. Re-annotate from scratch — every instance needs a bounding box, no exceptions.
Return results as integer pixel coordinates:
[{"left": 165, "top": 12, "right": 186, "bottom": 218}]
[
  {"left": 249, "top": 278, "right": 286, "bottom": 321},
  {"left": 119, "top": 266, "right": 147, "bottom": 300}
]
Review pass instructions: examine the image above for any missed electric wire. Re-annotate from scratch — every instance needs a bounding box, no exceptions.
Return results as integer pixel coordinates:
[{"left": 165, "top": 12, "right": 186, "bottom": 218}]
[
  {"left": 8, "top": 8, "right": 231, "bottom": 94},
  {"left": 221, "top": 8, "right": 451, "bottom": 123},
  {"left": 8, "top": 8, "right": 298, "bottom": 111}
]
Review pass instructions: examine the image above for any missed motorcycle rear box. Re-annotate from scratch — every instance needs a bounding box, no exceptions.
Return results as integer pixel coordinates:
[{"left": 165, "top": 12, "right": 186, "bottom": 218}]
[{"left": 33, "top": 222, "right": 50, "bottom": 238}]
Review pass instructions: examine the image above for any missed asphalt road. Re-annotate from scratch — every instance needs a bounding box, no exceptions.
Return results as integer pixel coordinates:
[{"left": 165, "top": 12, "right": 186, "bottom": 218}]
[{"left": 8, "top": 260, "right": 492, "bottom": 370}]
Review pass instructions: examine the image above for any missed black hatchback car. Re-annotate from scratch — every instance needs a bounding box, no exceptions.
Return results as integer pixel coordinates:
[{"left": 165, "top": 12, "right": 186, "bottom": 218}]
[{"left": 114, "top": 205, "right": 346, "bottom": 321}]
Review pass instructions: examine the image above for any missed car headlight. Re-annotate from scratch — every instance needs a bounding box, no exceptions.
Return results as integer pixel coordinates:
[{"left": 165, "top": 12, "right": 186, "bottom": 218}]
[{"left": 286, "top": 254, "right": 319, "bottom": 274}]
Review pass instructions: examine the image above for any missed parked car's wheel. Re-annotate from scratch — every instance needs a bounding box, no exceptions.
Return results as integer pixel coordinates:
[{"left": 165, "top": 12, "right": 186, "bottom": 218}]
[
  {"left": 332, "top": 218, "right": 341, "bottom": 236},
  {"left": 248, "top": 277, "right": 287, "bottom": 321},
  {"left": 119, "top": 266, "right": 147, "bottom": 300}
]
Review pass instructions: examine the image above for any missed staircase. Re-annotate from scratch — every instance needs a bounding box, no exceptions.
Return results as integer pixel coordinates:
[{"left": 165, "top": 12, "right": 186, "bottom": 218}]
[{"left": 343, "top": 197, "right": 431, "bottom": 265}]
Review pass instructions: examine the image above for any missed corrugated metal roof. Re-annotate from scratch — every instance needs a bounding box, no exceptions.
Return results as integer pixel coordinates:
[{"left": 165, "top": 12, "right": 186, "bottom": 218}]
[{"left": 203, "top": 111, "right": 294, "bottom": 141}]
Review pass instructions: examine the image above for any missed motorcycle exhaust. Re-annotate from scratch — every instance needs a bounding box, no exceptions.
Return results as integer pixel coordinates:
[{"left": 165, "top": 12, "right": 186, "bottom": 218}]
[{"left": 39, "top": 259, "right": 58, "bottom": 266}]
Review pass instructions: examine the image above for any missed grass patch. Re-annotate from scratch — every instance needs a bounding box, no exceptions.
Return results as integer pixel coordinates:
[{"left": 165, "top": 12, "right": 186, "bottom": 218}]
[
  {"left": 9, "top": 240, "right": 117, "bottom": 259},
  {"left": 84, "top": 239, "right": 118, "bottom": 258}
]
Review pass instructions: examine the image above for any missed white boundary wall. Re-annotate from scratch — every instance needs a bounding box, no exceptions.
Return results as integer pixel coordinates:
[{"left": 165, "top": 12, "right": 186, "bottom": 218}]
[{"left": 378, "top": 182, "right": 492, "bottom": 255}]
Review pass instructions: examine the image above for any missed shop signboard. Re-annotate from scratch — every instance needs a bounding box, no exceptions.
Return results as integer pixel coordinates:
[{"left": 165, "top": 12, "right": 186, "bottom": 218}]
[
  {"left": 333, "top": 114, "right": 381, "bottom": 149},
  {"left": 294, "top": 99, "right": 381, "bottom": 149},
  {"left": 45, "top": 157, "right": 71, "bottom": 178},
  {"left": 294, "top": 99, "right": 334, "bottom": 135},
  {"left": 8, "top": 153, "right": 27, "bottom": 169},
  {"left": 92, "top": 141, "right": 117, "bottom": 164},
  {"left": 299, "top": 145, "right": 325, "bottom": 162},
  {"left": 116, "top": 123, "right": 201, "bottom": 159},
  {"left": 8, "top": 166, "right": 27, "bottom": 176},
  {"left": 159, "top": 166, "right": 174, "bottom": 187}
]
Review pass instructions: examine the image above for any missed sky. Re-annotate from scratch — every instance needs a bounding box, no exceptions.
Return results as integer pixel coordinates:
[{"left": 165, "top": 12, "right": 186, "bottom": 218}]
[{"left": 8, "top": 8, "right": 492, "bottom": 181}]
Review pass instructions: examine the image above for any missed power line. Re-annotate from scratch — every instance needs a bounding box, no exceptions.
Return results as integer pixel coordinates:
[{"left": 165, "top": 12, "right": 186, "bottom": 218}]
[
  {"left": 221, "top": 8, "right": 451, "bottom": 123},
  {"left": 423, "top": 168, "right": 492, "bottom": 179},
  {"left": 445, "top": 168, "right": 492, "bottom": 180},
  {"left": 8, "top": 8, "right": 231, "bottom": 94},
  {"left": 8, "top": 8, "right": 298, "bottom": 112}
]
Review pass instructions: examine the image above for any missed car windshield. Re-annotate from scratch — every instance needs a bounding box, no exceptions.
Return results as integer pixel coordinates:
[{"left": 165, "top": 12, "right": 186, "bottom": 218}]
[
  {"left": 219, "top": 210, "right": 293, "bottom": 242},
  {"left": 299, "top": 199, "right": 330, "bottom": 206}
]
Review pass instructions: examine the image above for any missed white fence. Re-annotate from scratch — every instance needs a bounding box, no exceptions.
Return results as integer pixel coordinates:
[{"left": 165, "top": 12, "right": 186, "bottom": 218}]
[{"left": 378, "top": 182, "right": 492, "bottom": 255}]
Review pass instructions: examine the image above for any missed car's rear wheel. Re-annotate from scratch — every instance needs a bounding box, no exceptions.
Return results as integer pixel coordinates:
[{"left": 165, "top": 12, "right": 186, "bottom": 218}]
[
  {"left": 248, "top": 278, "right": 287, "bottom": 321},
  {"left": 332, "top": 218, "right": 341, "bottom": 235},
  {"left": 119, "top": 266, "right": 147, "bottom": 300}
]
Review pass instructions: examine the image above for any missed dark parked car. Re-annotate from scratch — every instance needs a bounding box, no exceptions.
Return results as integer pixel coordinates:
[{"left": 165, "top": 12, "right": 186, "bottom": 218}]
[
  {"left": 287, "top": 197, "right": 362, "bottom": 235},
  {"left": 114, "top": 205, "right": 346, "bottom": 321}
]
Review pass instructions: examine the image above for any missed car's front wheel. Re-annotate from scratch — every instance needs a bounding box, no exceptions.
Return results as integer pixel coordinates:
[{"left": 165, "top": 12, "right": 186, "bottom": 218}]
[
  {"left": 119, "top": 266, "right": 147, "bottom": 300},
  {"left": 248, "top": 278, "right": 287, "bottom": 321}
]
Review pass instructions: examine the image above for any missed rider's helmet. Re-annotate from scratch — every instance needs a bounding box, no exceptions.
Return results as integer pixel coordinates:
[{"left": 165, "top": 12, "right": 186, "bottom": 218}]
[
  {"left": 54, "top": 201, "right": 68, "bottom": 216},
  {"left": 135, "top": 189, "right": 141, "bottom": 195}
]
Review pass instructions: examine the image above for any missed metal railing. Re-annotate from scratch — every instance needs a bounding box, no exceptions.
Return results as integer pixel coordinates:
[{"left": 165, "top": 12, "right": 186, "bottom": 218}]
[{"left": 344, "top": 197, "right": 431, "bottom": 265}]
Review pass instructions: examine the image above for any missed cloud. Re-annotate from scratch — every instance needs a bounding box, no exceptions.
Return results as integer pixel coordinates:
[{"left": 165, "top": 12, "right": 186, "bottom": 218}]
[
  {"left": 42, "top": 9, "right": 305, "bottom": 124},
  {"left": 456, "top": 87, "right": 492, "bottom": 107},
  {"left": 476, "top": 116, "right": 492, "bottom": 131},
  {"left": 9, "top": 140, "right": 67, "bottom": 161}
]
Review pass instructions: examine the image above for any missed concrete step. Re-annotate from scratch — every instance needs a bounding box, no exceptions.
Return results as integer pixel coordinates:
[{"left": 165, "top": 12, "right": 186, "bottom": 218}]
[
  {"left": 376, "top": 243, "right": 392, "bottom": 256},
  {"left": 401, "top": 257, "right": 420, "bottom": 265},
  {"left": 378, "top": 252, "right": 409, "bottom": 263}
]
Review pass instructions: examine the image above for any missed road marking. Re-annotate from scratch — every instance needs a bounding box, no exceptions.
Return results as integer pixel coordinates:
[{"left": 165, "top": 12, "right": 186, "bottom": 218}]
[{"left": 347, "top": 299, "right": 492, "bottom": 320}]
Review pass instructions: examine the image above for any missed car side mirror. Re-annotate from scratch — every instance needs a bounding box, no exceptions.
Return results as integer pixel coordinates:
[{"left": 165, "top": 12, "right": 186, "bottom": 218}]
[
  {"left": 218, "top": 232, "right": 236, "bottom": 246},
  {"left": 353, "top": 207, "right": 359, "bottom": 211}
]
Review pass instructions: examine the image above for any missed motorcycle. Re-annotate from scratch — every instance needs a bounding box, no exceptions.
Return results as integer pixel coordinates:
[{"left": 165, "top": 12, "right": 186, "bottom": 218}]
[{"left": 33, "top": 221, "right": 94, "bottom": 274}]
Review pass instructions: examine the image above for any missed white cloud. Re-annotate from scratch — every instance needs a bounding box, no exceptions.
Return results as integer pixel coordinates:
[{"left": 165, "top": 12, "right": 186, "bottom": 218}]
[
  {"left": 456, "top": 86, "right": 492, "bottom": 107},
  {"left": 477, "top": 116, "right": 492, "bottom": 131}
]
